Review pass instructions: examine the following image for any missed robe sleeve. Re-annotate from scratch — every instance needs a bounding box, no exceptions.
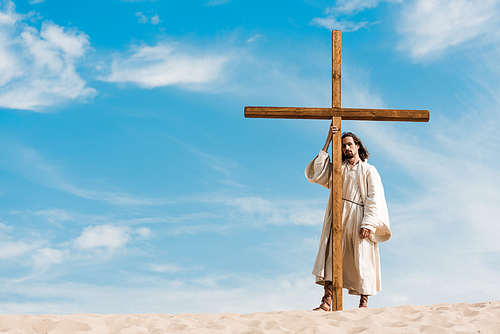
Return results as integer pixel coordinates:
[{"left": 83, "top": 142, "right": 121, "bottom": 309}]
[
  {"left": 361, "top": 165, "right": 391, "bottom": 243},
  {"left": 304, "top": 150, "right": 331, "bottom": 189}
]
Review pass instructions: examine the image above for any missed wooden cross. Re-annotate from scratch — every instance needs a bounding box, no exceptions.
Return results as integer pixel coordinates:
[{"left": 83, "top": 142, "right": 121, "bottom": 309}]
[{"left": 244, "top": 30, "right": 430, "bottom": 311}]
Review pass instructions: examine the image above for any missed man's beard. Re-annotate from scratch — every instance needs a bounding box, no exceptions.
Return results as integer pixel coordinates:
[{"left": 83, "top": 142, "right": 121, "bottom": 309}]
[{"left": 344, "top": 151, "right": 354, "bottom": 158}]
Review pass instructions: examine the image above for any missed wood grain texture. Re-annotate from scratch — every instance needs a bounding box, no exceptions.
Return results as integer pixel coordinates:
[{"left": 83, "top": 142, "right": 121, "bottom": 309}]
[
  {"left": 245, "top": 107, "right": 430, "bottom": 122},
  {"left": 332, "top": 31, "right": 341, "bottom": 109},
  {"left": 330, "top": 117, "right": 343, "bottom": 311}
]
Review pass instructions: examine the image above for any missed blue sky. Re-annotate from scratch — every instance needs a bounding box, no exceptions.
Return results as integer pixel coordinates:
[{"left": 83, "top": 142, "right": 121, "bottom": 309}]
[{"left": 1, "top": 0, "right": 500, "bottom": 314}]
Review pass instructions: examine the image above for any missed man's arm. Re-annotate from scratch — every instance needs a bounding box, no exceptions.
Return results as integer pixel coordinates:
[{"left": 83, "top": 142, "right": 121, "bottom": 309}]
[
  {"left": 322, "top": 124, "right": 339, "bottom": 152},
  {"left": 360, "top": 166, "right": 388, "bottom": 241}
]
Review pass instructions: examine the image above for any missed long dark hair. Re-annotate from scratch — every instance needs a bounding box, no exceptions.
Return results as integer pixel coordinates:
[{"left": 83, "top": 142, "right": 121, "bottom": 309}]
[{"left": 342, "top": 132, "right": 370, "bottom": 162}]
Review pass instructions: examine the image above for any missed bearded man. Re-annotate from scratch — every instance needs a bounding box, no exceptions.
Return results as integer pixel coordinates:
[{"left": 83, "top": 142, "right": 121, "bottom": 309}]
[{"left": 305, "top": 126, "right": 391, "bottom": 310}]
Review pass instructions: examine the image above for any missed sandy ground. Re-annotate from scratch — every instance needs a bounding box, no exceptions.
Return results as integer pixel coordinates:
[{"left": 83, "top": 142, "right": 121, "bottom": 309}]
[{"left": 0, "top": 301, "right": 498, "bottom": 333}]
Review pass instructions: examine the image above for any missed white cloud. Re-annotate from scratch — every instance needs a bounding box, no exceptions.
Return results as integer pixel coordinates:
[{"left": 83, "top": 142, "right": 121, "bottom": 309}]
[
  {"left": 0, "top": 1, "right": 20, "bottom": 26},
  {"left": 311, "top": 16, "right": 374, "bottom": 32},
  {"left": 0, "top": 3, "right": 95, "bottom": 111},
  {"left": 100, "top": 42, "right": 229, "bottom": 90},
  {"left": 0, "top": 4, "right": 22, "bottom": 86},
  {"left": 0, "top": 223, "right": 60, "bottom": 267},
  {"left": 206, "top": 0, "right": 230, "bottom": 6},
  {"left": 150, "top": 263, "right": 182, "bottom": 273},
  {"left": 18, "top": 209, "right": 169, "bottom": 231},
  {"left": 202, "top": 195, "right": 325, "bottom": 227},
  {"left": 74, "top": 225, "right": 131, "bottom": 250},
  {"left": 330, "top": 0, "right": 383, "bottom": 14},
  {"left": 150, "top": 14, "right": 161, "bottom": 25},
  {"left": 0, "top": 44, "right": 19, "bottom": 85},
  {"left": 398, "top": 0, "right": 500, "bottom": 59},
  {"left": 0, "top": 222, "right": 12, "bottom": 232},
  {"left": 38, "top": 23, "right": 89, "bottom": 58},
  {"left": 28, "top": 0, "right": 44, "bottom": 4},
  {"left": 34, "top": 209, "right": 73, "bottom": 224},
  {"left": 0, "top": 210, "right": 163, "bottom": 276},
  {"left": 0, "top": 241, "right": 37, "bottom": 259},
  {"left": 135, "top": 227, "right": 151, "bottom": 238},
  {"left": 135, "top": 12, "right": 148, "bottom": 24},
  {"left": 135, "top": 12, "right": 161, "bottom": 25},
  {"left": 329, "top": 0, "right": 403, "bottom": 15},
  {"left": 246, "top": 34, "right": 264, "bottom": 43},
  {"left": 31, "top": 248, "right": 65, "bottom": 268},
  {"left": 312, "top": 0, "right": 400, "bottom": 31}
]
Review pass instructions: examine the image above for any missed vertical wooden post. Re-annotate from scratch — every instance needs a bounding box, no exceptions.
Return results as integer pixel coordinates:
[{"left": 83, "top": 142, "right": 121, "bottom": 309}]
[
  {"left": 330, "top": 117, "right": 342, "bottom": 311},
  {"left": 332, "top": 30, "right": 341, "bottom": 109},
  {"left": 330, "top": 30, "right": 343, "bottom": 311}
]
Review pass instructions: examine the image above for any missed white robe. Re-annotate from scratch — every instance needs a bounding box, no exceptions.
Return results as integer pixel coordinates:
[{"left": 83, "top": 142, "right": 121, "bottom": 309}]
[{"left": 305, "top": 150, "right": 391, "bottom": 296}]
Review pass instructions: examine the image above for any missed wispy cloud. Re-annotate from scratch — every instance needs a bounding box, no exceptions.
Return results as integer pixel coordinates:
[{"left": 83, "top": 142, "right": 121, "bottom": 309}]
[
  {"left": 135, "top": 11, "right": 148, "bottom": 24},
  {"left": 312, "top": 17, "right": 375, "bottom": 32},
  {"left": 342, "top": 65, "right": 385, "bottom": 108},
  {"left": 31, "top": 247, "right": 66, "bottom": 269},
  {"left": 26, "top": 209, "right": 168, "bottom": 230},
  {"left": 99, "top": 42, "right": 229, "bottom": 90},
  {"left": 206, "top": 0, "right": 231, "bottom": 6},
  {"left": 311, "top": 0, "right": 400, "bottom": 32},
  {"left": 332, "top": 0, "right": 385, "bottom": 14},
  {"left": 34, "top": 209, "right": 73, "bottom": 225},
  {"left": 150, "top": 263, "right": 183, "bottom": 273},
  {"left": 0, "top": 2, "right": 96, "bottom": 111},
  {"left": 135, "top": 11, "right": 161, "bottom": 25},
  {"left": 195, "top": 194, "right": 325, "bottom": 227},
  {"left": 0, "top": 218, "right": 157, "bottom": 284},
  {"left": 0, "top": 271, "right": 323, "bottom": 314},
  {"left": 229, "top": 48, "right": 331, "bottom": 106},
  {"left": 397, "top": 0, "right": 500, "bottom": 60},
  {"left": 234, "top": 48, "right": 383, "bottom": 108},
  {"left": 0, "top": 241, "right": 39, "bottom": 259},
  {"left": 0, "top": 140, "right": 165, "bottom": 206},
  {"left": 0, "top": 223, "right": 12, "bottom": 232},
  {"left": 166, "top": 135, "right": 244, "bottom": 187},
  {"left": 246, "top": 34, "right": 265, "bottom": 43}
]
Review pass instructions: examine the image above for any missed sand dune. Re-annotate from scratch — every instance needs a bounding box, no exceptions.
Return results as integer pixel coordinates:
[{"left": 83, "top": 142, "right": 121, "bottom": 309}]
[{"left": 0, "top": 301, "right": 498, "bottom": 333}]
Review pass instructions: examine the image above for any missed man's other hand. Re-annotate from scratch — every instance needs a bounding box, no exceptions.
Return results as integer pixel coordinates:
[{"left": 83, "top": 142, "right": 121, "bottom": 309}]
[{"left": 359, "top": 228, "right": 371, "bottom": 239}]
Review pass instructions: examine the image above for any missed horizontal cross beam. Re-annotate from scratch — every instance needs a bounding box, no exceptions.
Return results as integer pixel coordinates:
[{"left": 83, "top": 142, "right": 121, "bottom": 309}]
[{"left": 245, "top": 107, "right": 430, "bottom": 122}]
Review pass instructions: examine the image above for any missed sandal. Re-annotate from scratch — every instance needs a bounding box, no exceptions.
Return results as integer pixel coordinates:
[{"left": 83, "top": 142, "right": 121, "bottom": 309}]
[
  {"left": 359, "top": 295, "right": 368, "bottom": 308},
  {"left": 313, "top": 284, "right": 332, "bottom": 311}
]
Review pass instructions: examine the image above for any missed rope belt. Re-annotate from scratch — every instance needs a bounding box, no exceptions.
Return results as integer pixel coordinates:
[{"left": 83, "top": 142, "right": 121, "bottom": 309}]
[{"left": 342, "top": 198, "right": 364, "bottom": 207}]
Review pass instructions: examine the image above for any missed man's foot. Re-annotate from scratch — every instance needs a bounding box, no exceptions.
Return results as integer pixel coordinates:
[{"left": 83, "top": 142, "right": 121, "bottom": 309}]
[
  {"left": 313, "top": 284, "right": 332, "bottom": 311},
  {"left": 313, "top": 299, "right": 331, "bottom": 311},
  {"left": 359, "top": 295, "right": 368, "bottom": 308}
]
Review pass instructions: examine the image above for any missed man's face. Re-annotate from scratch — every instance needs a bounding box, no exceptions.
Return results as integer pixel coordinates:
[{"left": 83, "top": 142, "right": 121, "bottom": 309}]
[{"left": 342, "top": 136, "right": 359, "bottom": 159}]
